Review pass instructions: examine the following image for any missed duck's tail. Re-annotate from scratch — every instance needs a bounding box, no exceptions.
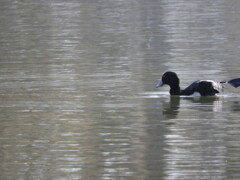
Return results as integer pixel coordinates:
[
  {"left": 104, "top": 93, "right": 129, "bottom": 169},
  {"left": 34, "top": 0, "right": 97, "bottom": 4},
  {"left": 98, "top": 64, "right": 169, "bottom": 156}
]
[{"left": 220, "top": 78, "right": 240, "bottom": 88}]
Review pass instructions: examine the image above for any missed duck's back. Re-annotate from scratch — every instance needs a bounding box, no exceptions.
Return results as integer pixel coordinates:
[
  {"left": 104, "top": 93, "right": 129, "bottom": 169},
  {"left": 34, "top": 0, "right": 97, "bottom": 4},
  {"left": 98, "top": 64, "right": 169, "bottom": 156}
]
[
  {"left": 181, "top": 80, "right": 223, "bottom": 96},
  {"left": 197, "top": 80, "right": 223, "bottom": 96}
]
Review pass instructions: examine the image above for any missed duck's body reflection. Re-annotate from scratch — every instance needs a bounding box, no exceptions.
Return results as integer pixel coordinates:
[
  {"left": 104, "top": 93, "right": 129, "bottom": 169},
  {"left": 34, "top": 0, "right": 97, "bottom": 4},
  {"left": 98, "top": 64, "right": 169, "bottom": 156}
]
[
  {"left": 162, "top": 96, "right": 222, "bottom": 119},
  {"left": 162, "top": 96, "right": 227, "bottom": 180},
  {"left": 162, "top": 96, "right": 181, "bottom": 119}
]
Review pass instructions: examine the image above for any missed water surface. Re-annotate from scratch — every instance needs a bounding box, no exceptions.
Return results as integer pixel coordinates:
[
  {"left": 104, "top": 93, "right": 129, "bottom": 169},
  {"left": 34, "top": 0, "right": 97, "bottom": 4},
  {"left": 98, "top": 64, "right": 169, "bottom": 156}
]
[{"left": 1, "top": 0, "right": 240, "bottom": 179}]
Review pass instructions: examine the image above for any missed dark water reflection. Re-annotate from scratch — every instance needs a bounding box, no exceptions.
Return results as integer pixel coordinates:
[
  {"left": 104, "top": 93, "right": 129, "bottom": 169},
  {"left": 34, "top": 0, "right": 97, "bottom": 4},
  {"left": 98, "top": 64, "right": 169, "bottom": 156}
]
[{"left": 1, "top": 0, "right": 240, "bottom": 179}]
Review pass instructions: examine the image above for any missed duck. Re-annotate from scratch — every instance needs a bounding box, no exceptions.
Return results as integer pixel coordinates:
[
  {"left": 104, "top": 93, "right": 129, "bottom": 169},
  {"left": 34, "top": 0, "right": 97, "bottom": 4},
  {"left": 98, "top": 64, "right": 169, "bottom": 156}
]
[{"left": 156, "top": 71, "right": 240, "bottom": 96}]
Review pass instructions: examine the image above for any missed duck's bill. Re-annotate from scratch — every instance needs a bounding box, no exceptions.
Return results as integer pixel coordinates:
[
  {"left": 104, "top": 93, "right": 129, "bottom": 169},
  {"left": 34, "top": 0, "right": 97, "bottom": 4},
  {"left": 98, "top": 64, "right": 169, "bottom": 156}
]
[{"left": 156, "top": 81, "right": 164, "bottom": 88}]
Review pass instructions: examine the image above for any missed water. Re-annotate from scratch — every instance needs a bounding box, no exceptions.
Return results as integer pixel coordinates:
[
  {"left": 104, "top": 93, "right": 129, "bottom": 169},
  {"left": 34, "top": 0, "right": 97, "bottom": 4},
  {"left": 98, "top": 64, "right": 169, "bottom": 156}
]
[{"left": 1, "top": 0, "right": 240, "bottom": 179}]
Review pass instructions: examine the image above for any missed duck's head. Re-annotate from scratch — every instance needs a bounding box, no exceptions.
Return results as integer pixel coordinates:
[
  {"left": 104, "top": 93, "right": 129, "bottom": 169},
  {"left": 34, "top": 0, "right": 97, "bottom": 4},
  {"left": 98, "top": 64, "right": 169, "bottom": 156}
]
[{"left": 156, "top": 71, "right": 180, "bottom": 88}]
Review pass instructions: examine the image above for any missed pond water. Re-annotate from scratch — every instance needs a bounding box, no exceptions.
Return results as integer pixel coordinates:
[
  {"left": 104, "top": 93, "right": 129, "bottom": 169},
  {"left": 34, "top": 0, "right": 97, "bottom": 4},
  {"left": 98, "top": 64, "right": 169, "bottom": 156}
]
[{"left": 1, "top": 0, "right": 240, "bottom": 179}]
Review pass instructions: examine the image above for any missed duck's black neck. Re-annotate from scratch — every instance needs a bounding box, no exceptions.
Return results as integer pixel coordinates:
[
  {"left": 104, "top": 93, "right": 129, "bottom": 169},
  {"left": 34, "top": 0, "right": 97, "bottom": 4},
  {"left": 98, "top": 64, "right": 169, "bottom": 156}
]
[{"left": 169, "top": 84, "right": 181, "bottom": 95}]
